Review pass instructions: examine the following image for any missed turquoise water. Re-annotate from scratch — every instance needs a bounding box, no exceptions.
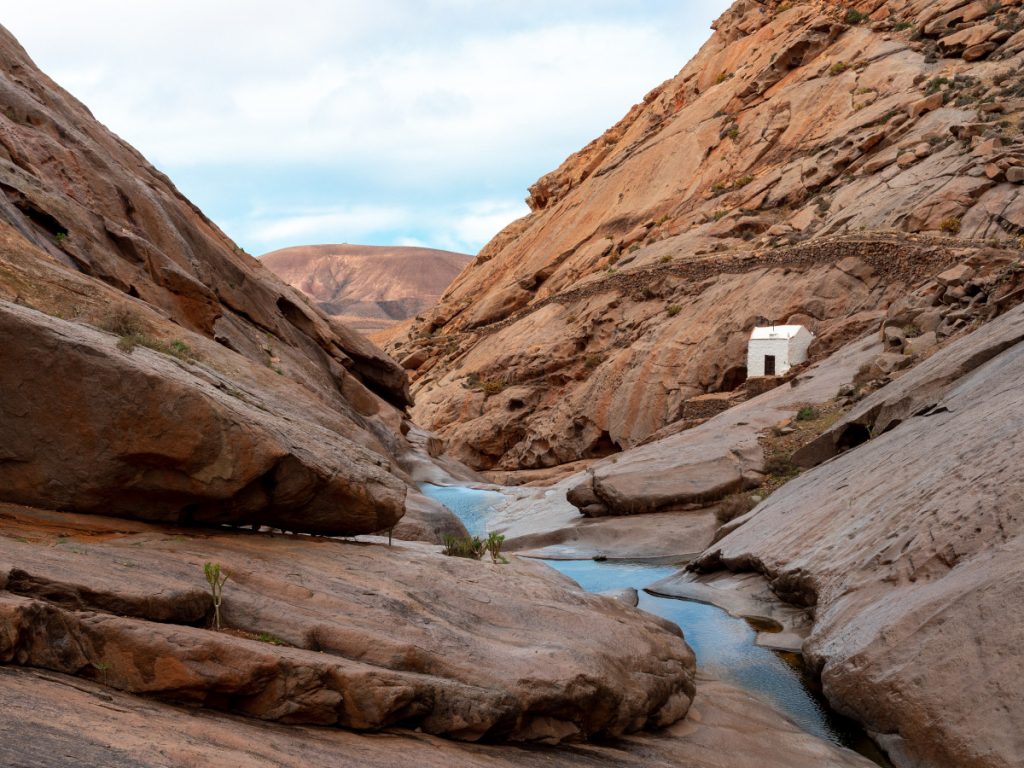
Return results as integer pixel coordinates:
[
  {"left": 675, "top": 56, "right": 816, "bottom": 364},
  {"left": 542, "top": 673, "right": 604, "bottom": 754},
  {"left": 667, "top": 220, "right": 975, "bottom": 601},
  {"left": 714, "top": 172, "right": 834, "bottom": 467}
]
[
  {"left": 544, "top": 559, "right": 841, "bottom": 743},
  {"left": 421, "top": 482, "right": 887, "bottom": 762},
  {"left": 418, "top": 483, "right": 505, "bottom": 537}
]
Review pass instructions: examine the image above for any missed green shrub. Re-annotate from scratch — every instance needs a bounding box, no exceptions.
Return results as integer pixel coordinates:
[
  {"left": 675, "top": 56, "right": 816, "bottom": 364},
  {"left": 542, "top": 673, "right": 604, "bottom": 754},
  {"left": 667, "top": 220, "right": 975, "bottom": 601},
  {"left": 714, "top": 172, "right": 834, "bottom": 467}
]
[
  {"left": 940, "top": 217, "right": 962, "bottom": 235},
  {"left": 666, "top": 305, "right": 682, "bottom": 317},
  {"left": 442, "top": 535, "right": 485, "bottom": 559},
  {"left": 484, "top": 532, "right": 507, "bottom": 564},
  {"left": 830, "top": 61, "right": 849, "bottom": 77},
  {"left": 795, "top": 406, "right": 818, "bottom": 421},
  {"left": 257, "top": 632, "right": 286, "bottom": 646},
  {"left": 844, "top": 8, "right": 867, "bottom": 24}
]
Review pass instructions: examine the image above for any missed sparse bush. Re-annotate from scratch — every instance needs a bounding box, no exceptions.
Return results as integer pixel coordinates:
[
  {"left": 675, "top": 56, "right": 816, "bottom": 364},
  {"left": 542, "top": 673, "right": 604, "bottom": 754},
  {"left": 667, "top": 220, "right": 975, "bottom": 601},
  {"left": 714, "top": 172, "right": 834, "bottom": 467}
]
[
  {"left": 442, "top": 535, "right": 485, "bottom": 559},
  {"left": 763, "top": 453, "right": 799, "bottom": 478},
  {"left": 894, "top": 21, "right": 913, "bottom": 31},
  {"left": 101, "top": 308, "right": 146, "bottom": 338},
  {"left": 735, "top": 175, "right": 754, "bottom": 188},
  {"left": 666, "top": 305, "right": 682, "bottom": 317},
  {"left": 726, "top": 125, "right": 740, "bottom": 141},
  {"left": 203, "top": 562, "right": 228, "bottom": 630},
  {"left": 844, "top": 8, "right": 867, "bottom": 24},
  {"left": 830, "top": 61, "right": 849, "bottom": 77},
  {"left": 716, "top": 493, "right": 758, "bottom": 524},
  {"left": 903, "top": 324, "right": 922, "bottom": 338},
  {"left": 940, "top": 217, "right": 962, "bottom": 235},
  {"left": 481, "top": 377, "right": 505, "bottom": 395},
  {"left": 660, "top": 255, "right": 673, "bottom": 263}
]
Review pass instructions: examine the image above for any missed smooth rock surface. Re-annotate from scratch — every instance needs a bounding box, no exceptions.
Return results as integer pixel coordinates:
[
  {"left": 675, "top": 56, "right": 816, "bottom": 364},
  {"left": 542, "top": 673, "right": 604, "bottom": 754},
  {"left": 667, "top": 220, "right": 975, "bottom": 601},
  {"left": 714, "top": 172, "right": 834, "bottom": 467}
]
[
  {"left": 0, "top": 504, "right": 696, "bottom": 743},
  {"left": 695, "top": 308, "right": 1024, "bottom": 768}
]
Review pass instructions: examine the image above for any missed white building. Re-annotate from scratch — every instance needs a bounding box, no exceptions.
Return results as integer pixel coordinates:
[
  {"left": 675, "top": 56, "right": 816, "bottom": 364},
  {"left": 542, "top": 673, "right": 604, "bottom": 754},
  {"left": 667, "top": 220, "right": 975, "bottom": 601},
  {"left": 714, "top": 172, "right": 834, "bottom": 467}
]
[{"left": 747, "top": 325, "right": 813, "bottom": 377}]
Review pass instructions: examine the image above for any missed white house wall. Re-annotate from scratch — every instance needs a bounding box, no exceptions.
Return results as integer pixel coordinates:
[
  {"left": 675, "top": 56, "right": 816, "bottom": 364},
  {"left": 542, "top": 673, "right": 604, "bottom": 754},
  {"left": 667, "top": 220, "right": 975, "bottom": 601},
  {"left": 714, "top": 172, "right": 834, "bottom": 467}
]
[
  {"left": 787, "top": 328, "right": 814, "bottom": 368},
  {"left": 747, "top": 338, "right": 791, "bottom": 376}
]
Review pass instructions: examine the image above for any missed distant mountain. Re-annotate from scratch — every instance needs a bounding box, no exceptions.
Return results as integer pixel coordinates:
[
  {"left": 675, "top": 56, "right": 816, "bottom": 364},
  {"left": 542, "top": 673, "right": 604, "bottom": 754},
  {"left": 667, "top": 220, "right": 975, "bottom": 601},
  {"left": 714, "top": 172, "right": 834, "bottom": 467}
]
[{"left": 261, "top": 244, "right": 471, "bottom": 333}]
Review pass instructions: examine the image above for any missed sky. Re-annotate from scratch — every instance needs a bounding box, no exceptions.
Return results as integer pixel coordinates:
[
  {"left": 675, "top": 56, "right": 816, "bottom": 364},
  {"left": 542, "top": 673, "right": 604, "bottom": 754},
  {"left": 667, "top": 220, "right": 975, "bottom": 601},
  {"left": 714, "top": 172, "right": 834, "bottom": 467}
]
[{"left": 4, "top": 2, "right": 732, "bottom": 256}]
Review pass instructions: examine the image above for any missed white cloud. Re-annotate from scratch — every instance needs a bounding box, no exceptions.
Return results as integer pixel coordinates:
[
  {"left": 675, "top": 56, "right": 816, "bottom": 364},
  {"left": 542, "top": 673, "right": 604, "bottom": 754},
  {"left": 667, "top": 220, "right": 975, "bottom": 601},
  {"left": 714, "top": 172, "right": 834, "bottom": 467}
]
[{"left": 2, "top": 2, "right": 732, "bottom": 252}]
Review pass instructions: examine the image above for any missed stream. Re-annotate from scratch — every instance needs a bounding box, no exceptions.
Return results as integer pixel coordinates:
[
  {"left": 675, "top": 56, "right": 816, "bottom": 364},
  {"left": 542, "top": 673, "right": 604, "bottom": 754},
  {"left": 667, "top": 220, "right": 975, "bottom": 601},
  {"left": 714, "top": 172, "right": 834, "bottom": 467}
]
[{"left": 420, "top": 483, "right": 890, "bottom": 764}]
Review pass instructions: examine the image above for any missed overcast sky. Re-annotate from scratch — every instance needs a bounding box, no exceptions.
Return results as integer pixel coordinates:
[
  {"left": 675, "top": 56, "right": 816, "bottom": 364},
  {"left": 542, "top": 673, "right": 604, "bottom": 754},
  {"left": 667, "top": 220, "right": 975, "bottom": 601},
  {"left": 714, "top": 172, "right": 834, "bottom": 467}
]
[{"left": 4, "top": 2, "right": 731, "bottom": 255}]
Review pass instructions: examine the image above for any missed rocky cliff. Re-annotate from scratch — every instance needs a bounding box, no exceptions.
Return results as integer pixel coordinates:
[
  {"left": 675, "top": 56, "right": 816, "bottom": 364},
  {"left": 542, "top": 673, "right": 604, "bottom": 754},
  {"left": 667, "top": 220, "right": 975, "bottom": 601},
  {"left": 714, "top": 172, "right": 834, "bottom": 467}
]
[
  {"left": 389, "top": 0, "right": 1024, "bottom": 471},
  {"left": 0, "top": 20, "right": 705, "bottom": 756},
  {"left": 262, "top": 244, "right": 470, "bottom": 334}
]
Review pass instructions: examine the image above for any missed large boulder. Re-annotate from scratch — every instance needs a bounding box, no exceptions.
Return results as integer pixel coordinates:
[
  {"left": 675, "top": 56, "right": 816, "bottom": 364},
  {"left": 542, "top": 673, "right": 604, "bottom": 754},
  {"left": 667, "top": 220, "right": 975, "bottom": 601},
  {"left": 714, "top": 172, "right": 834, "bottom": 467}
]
[{"left": 0, "top": 301, "right": 406, "bottom": 535}]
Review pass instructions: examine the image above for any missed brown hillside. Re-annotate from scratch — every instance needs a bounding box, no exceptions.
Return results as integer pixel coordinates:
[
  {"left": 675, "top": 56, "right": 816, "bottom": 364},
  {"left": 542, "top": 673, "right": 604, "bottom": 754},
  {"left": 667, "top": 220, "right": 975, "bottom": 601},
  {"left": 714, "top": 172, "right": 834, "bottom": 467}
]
[
  {"left": 389, "top": 0, "right": 1024, "bottom": 471},
  {"left": 262, "top": 244, "right": 471, "bottom": 333}
]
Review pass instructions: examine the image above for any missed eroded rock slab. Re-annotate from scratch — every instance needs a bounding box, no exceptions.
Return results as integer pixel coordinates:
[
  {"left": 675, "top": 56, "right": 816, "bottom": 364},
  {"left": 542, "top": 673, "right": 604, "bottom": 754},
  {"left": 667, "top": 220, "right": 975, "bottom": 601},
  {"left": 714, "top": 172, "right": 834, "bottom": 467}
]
[
  {"left": 0, "top": 504, "right": 695, "bottom": 743},
  {"left": 0, "top": 667, "right": 876, "bottom": 768},
  {"left": 695, "top": 306, "right": 1024, "bottom": 768}
]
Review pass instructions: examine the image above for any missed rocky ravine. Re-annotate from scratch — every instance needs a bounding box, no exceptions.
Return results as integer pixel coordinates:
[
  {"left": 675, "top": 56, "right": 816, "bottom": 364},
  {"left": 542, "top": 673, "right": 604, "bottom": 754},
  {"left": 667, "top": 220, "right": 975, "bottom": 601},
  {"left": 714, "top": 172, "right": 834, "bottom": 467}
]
[
  {"left": 390, "top": 0, "right": 1024, "bottom": 472},
  {"left": 0, "top": 20, "right": 716, "bottom": 764},
  {"left": 262, "top": 244, "right": 470, "bottom": 335}
]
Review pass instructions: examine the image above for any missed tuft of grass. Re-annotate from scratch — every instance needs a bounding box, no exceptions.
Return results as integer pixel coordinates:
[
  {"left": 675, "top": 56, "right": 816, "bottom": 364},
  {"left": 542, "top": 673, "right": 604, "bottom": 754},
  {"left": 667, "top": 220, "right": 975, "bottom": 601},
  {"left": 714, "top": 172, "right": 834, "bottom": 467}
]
[
  {"left": 795, "top": 406, "right": 818, "bottom": 421},
  {"left": 830, "top": 60, "right": 849, "bottom": 77},
  {"left": 257, "top": 632, "right": 286, "bottom": 646},
  {"left": 584, "top": 354, "right": 604, "bottom": 369},
  {"left": 716, "top": 493, "right": 758, "bottom": 524},
  {"left": 660, "top": 255, "right": 673, "bottom": 263},
  {"left": 844, "top": 8, "right": 867, "bottom": 24},
  {"left": 666, "top": 304, "right": 682, "bottom": 317}
]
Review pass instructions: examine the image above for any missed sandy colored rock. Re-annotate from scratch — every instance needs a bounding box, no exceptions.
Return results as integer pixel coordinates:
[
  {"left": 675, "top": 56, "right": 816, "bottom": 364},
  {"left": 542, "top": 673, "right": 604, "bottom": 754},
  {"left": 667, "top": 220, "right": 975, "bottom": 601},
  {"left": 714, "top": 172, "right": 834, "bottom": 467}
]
[
  {"left": 695, "top": 305, "right": 1024, "bottom": 768},
  {"left": 262, "top": 244, "right": 470, "bottom": 334},
  {"left": 0, "top": 504, "right": 695, "bottom": 743},
  {"left": 0, "top": 667, "right": 876, "bottom": 768},
  {"left": 390, "top": 0, "right": 1024, "bottom": 470}
]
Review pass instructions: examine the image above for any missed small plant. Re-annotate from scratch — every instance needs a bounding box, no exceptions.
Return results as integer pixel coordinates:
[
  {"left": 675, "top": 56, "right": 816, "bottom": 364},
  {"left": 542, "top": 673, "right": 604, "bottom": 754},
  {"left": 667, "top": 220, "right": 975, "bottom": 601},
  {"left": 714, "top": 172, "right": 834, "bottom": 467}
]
[
  {"left": 795, "top": 405, "right": 818, "bottom": 421},
  {"left": 711, "top": 181, "right": 728, "bottom": 197},
  {"left": 940, "top": 217, "right": 962, "bottom": 235},
  {"left": 926, "top": 77, "right": 950, "bottom": 95},
  {"left": 735, "top": 175, "right": 754, "bottom": 188},
  {"left": 894, "top": 21, "right": 913, "bottom": 31},
  {"left": 257, "top": 632, "right": 285, "bottom": 646},
  {"left": 716, "top": 493, "right": 758, "bottom": 524},
  {"left": 628, "top": 243, "right": 640, "bottom": 254},
  {"left": 666, "top": 304, "right": 682, "bottom": 317},
  {"left": 481, "top": 377, "right": 505, "bottom": 395},
  {"left": 101, "top": 308, "right": 147, "bottom": 338},
  {"left": 903, "top": 324, "right": 922, "bottom": 338},
  {"left": 763, "top": 453, "right": 799, "bottom": 478},
  {"left": 660, "top": 255, "right": 673, "bottom": 263},
  {"left": 844, "top": 8, "right": 867, "bottom": 24},
  {"left": 484, "top": 532, "right": 508, "bottom": 564},
  {"left": 716, "top": 71, "right": 735, "bottom": 84},
  {"left": 830, "top": 61, "right": 849, "bottom": 77},
  {"left": 442, "top": 535, "right": 485, "bottom": 559},
  {"left": 204, "top": 562, "right": 229, "bottom": 630},
  {"left": 90, "top": 660, "right": 112, "bottom": 686},
  {"left": 584, "top": 354, "right": 604, "bottom": 369},
  {"left": 726, "top": 125, "right": 740, "bottom": 141},
  {"left": 55, "top": 232, "right": 67, "bottom": 243}
]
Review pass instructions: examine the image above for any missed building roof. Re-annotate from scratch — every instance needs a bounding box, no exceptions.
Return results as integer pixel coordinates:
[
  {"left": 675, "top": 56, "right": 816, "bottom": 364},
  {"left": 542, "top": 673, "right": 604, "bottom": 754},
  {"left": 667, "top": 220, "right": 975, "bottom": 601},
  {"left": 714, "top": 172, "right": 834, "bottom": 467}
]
[{"left": 749, "top": 324, "right": 809, "bottom": 340}]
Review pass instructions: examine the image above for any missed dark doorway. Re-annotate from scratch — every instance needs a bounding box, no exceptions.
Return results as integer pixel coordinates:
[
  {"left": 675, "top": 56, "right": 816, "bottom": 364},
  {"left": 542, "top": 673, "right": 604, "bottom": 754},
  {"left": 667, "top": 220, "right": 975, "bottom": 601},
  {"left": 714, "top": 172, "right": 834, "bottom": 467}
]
[{"left": 764, "top": 355, "right": 776, "bottom": 375}]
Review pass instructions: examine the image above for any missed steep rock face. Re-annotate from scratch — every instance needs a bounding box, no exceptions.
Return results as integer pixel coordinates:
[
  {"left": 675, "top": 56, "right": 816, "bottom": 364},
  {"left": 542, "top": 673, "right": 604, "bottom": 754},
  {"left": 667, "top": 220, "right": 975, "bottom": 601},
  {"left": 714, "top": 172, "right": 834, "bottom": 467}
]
[
  {"left": 0, "top": 24, "right": 422, "bottom": 533},
  {"left": 390, "top": 0, "right": 1024, "bottom": 470},
  {"left": 693, "top": 302, "right": 1024, "bottom": 768},
  {"left": 262, "top": 244, "right": 471, "bottom": 333},
  {"left": 0, "top": 505, "right": 696, "bottom": 744}
]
